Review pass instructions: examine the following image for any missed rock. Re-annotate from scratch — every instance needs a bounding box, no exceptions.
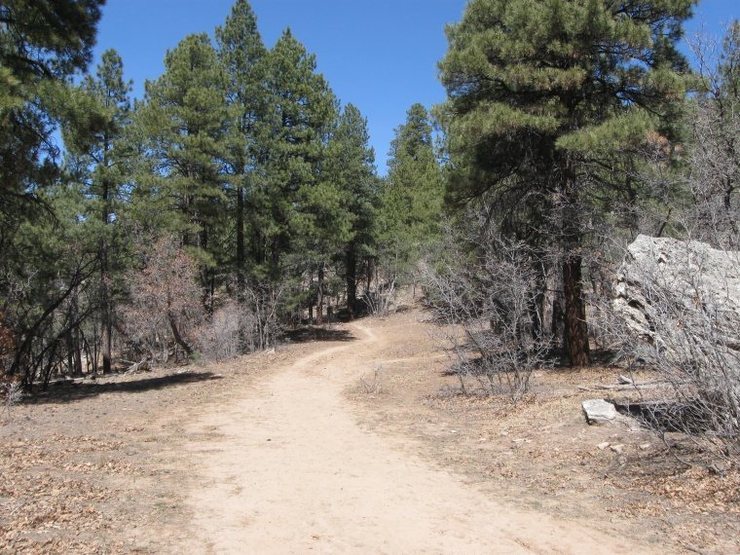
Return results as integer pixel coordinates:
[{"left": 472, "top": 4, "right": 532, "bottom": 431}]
[
  {"left": 614, "top": 235, "right": 740, "bottom": 357},
  {"left": 582, "top": 399, "right": 618, "bottom": 425},
  {"left": 639, "top": 443, "right": 651, "bottom": 450},
  {"left": 597, "top": 441, "right": 611, "bottom": 450},
  {"left": 610, "top": 444, "right": 625, "bottom": 454}
]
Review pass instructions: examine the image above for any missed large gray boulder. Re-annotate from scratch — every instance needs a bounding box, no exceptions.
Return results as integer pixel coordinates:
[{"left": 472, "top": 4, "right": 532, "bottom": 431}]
[{"left": 614, "top": 234, "right": 740, "bottom": 357}]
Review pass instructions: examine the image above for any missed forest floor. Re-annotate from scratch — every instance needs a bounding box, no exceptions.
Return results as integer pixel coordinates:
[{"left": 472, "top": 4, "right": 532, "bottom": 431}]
[{"left": 1, "top": 304, "right": 738, "bottom": 553}]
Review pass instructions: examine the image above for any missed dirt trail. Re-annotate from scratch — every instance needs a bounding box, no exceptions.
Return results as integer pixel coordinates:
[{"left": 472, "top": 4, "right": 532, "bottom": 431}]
[{"left": 179, "top": 320, "right": 644, "bottom": 554}]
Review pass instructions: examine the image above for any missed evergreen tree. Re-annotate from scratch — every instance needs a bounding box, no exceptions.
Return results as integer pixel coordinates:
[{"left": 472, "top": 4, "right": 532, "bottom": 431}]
[
  {"left": 134, "top": 34, "right": 228, "bottom": 296},
  {"left": 325, "top": 104, "right": 379, "bottom": 316},
  {"left": 1, "top": 0, "right": 105, "bottom": 380},
  {"left": 216, "top": 0, "right": 267, "bottom": 295},
  {"left": 379, "top": 103, "right": 444, "bottom": 282},
  {"left": 61, "top": 49, "right": 133, "bottom": 373},
  {"left": 255, "top": 29, "right": 337, "bottom": 286},
  {"left": 0, "top": 0, "right": 104, "bottom": 221},
  {"left": 439, "top": 0, "right": 694, "bottom": 366}
]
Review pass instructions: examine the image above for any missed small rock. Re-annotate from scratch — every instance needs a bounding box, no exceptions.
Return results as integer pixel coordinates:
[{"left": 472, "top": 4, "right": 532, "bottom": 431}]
[
  {"left": 582, "top": 399, "right": 618, "bottom": 425},
  {"left": 597, "top": 442, "right": 611, "bottom": 450},
  {"left": 639, "top": 443, "right": 651, "bottom": 450},
  {"left": 618, "top": 374, "right": 634, "bottom": 385},
  {"left": 610, "top": 444, "right": 625, "bottom": 454}
]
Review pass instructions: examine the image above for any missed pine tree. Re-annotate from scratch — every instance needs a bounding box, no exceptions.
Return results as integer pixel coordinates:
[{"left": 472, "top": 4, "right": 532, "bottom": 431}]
[
  {"left": 325, "top": 104, "right": 379, "bottom": 316},
  {"left": 216, "top": 0, "right": 267, "bottom": 295},
  {"left": 379, "top": 103, "right": 444, "bottom": 282},
  {"left": 0, "top": 0, "right": 104, "bottom": 217},
  {"left": 1, "top": 0, "right": 105, "bottom": 380},
  {"left": 61, "top": 49, "right": 133, "bottom": 373},
  {"left": 439, "top": 0, "right": 695, "bottom": 366},
  {"left": 255, "top": 29, "right": 337, "bottom": 287},
  {"left": 135, "top": 34, "right": 228, "bottom": 292}
]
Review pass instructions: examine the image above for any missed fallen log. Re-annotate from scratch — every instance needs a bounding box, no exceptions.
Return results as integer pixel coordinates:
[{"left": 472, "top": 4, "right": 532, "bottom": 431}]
[{"left": 577, "top": 380, "right": 672, "bottom": 392}]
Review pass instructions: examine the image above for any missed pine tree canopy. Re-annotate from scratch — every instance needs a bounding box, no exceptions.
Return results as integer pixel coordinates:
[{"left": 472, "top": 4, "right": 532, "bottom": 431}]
[{"left": 439, "top": 0, "right": 696, "bottom": 201}]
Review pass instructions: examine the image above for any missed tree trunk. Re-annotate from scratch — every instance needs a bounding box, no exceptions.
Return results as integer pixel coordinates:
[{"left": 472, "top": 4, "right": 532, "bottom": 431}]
[
  {"left": 562, "top": 255, "right": 590, "bottom": 367},
  {"left": 100, "top": 155, "right": 112, "bottom": 374},
  {"left": 168, "top": 312, "right": 193, "bottom": 357},
  {"left": 236, "top": 182, "right": 246, "bottom": 298},
  {"left": 316, "top": 263, "right": 325, "bottom": 325},
  {"left": 346, "top": 246, "right": 357, "bottom": 318},
  {"left": 560, "top": 154, "right": 590, "bottom": 367}
]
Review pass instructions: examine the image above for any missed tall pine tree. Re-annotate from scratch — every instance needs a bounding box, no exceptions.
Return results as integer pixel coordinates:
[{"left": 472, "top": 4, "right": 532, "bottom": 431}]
[
  {"left": 325, "top": 104, "right": 379, "bottom": 316},
  {"left": 379, "top": 103, "right": 444, "bottom": 282},
  {"left": 135, "top": 34, "right": 228, "bottom": 290},
  {"left": 254, "top": 29, "right": 337, "bottom": 286},
  {"left": 439, "top": 0, "right": 694, "bottom": 366},
  {"left": 61, "top": 49, "right": 133, "bottom": 373},
  {"left": 216, "top": 0, "right": 267, "bottom": 296}
]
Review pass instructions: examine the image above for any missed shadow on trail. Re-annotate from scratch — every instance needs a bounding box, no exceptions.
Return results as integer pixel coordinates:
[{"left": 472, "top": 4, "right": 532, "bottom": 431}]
[
  {"left": 285, "top": 327, "right": 357, "bottom": 344},
  {"left": 22, "top": 372, "right": 223, "bottom": 405}
]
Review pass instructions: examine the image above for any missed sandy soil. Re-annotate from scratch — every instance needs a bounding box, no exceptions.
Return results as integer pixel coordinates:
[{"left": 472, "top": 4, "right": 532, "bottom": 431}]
[
  {"left": 178, "top": 321, "right": 641, "bottom": 554},
  {"left": 1, "top": 307, "right": 737, "bottom": 553}
]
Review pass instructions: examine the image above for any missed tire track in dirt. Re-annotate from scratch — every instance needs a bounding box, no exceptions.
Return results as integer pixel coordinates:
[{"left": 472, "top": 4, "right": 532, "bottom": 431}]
[{"left": 178, "top": 320, "right": 648, "bottom": 554}]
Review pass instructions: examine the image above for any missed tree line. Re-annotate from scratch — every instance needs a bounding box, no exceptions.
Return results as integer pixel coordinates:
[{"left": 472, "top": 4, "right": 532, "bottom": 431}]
[
  {"left": 1, "top": 0, "right": 737, "bottom": 414},
  {"left": 0, "top": 0, "right": 444, "bottom": 387}
]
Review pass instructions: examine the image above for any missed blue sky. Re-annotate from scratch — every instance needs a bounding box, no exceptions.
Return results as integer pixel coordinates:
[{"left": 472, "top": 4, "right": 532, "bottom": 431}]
[{"left": 92, "top": 0, "right": 737, "bottom": 175}]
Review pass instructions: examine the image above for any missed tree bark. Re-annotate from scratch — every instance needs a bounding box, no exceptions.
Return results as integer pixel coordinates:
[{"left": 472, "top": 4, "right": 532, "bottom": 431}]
[
  {"left": 236, "top": 183, "right": 246, "bottom": 298},
  {"left": 168, "top": 312, "right": 193, "bottom": 357},
  {"left": 316, "top": 262, "right": 325, "bottom": 325},
  {"left": 563, "top": 255, "right": 590, "bottom": 366},
  {"left": 345, "top": 246, "right": 357, "bottom": 318},
  {"left": 100, "top": 141, "right": 112, "bottom": 374},
  {"left": 560, "top": 155, "right": 590, "bottom": 367}
]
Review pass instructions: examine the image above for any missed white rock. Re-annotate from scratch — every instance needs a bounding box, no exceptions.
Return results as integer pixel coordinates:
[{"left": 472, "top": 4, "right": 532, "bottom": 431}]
[
  {"left": 582, "top": 399, "right": 618, "bottom": 425},
  {"left": 614, "top": 235, "right": 740, "bottom": 357}
]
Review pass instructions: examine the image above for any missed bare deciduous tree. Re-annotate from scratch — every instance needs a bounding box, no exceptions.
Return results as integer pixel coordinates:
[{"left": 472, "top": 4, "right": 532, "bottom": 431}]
[
  {"left": 121, "top": 236, "right": 203, "bottom": 364},
  {"left": 424, "top": 215, "right": 552, "bottom": 402}
]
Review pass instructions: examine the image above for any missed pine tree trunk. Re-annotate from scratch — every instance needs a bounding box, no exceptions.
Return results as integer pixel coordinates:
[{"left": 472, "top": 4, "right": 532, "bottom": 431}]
[
  {"left": 560, "top": 155, "right": 590, "bottom": 367},
  {"left": 100, "top": 147, "right": 112, "bottom": 374},
  {"left": 346, "top": 246, "right": 357, "bottom": 318},
  {"left": 100, "top": 256, "right": 112, "bottom": 374},
  {"left": 563, "top": 256, "right": 590, "bottom": 367},
  {"left": 236, "top": 183, "right": 246, "bottom": 298},
  {"left": 316, "top": 262, "right": 325, "bottom": 325}
]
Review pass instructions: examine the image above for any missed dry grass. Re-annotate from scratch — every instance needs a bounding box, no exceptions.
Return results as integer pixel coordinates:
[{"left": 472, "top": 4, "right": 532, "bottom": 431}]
[{"left": 350, "top": 310, "right": 740, "bottom": 554}]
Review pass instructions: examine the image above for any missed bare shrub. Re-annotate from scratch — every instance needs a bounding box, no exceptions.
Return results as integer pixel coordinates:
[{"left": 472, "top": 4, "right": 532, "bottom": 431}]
[
  {"left": 361, "top": 279, "right": 396, "bottom": 316},
  {"left": 423, "top": 218, "right": 552, "bottom": 402},
  {"left": 358, "top": 365, "right": 384, "bottom": 395},
  {"left": 242, "top": 284, "right": 283, "bottom": 351},
  {"left": 686, "top": 23, "right": 739, "bottom": 249},
  {"left": 1, "top": 376, "right": 22, "bottom": 418},
  {"left": 0, "top": 310, "right": 13, "bottom": 379},
  {"left": 599, "top": 25, "right": 740, "bottom": 461},
  {"left": 195, "top": 301, "right": 244, "bottom": 361},
  {"left": 121, "top": 236, "right": 204, "bottom": 364}
]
